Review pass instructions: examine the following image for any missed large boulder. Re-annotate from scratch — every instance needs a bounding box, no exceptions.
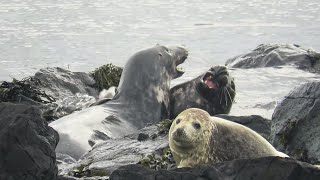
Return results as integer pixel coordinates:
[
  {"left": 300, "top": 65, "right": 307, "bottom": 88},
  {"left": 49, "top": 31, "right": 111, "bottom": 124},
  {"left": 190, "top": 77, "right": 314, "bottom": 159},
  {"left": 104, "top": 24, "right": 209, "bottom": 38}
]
[
  {"left": 0, "top": 102, "right": 59, "bottom": 180},
  {"left": 215, "top": 114, "right": 271, "bottom": 140},
  {"left": 0, "top": 67, "right": 99, "bottom": 121},
  {"left": 110, "top": 157, "right": 320, "bottom": 180},
  {"left": 271, "top": 82, "right": 320, "bottom": 164},
  {"left": 225, "top": 44, "right": 320, "bottom": 73}
]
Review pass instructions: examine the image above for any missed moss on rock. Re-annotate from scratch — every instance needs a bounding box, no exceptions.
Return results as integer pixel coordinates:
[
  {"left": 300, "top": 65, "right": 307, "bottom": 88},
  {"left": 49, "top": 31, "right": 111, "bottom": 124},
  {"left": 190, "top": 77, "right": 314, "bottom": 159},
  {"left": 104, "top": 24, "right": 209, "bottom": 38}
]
[{"left": 90, "top": 63, "right": 123, "bottom": 91}]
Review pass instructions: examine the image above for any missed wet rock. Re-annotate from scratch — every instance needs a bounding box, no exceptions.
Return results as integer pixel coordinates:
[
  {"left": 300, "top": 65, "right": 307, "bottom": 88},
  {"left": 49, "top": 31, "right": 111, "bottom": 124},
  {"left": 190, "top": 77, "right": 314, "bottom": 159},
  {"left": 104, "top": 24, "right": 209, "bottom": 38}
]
[
  {"left": 137, "top": 133, "right": 150, "bottom": 141},
  {"left": 0, "top": 102, "right": 59, "bottom": 180},
  {"left": 110, "top": 157, "right": 320, "bottom": 180},
  {"left": 271, "top": 82, "right": 320, "bottom": 164},
  {"left": 226, "top": 44, "right": 320, "bottom": 73},
  {"left": 58, "top": 125, "right": 168, "bottom": 176},
  {"left": 215, "top": 114, "right": 271, "bottom": 140}
]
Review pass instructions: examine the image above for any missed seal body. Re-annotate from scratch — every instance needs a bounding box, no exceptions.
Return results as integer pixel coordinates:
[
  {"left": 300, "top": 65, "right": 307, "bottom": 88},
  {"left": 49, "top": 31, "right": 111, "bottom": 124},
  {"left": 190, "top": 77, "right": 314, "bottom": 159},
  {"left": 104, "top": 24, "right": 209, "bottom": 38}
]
[
  {"left": 50, "top": 45, "right": 188, "bottom": 159},
  {"left": 169, "top": 66, "right": 235, "bottom": 119},
  {"left": 169, "top": 108, "right": 287, "bottom": 168}
]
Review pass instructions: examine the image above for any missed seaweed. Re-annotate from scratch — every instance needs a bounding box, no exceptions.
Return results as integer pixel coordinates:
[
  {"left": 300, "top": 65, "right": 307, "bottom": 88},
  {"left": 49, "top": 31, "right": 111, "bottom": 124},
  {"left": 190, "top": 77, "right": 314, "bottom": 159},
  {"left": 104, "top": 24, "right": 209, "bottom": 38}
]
[
  {"left": 138, "top": 147, "right": 175, "bottom": 170},
  {"left": 70, "top": 162, "right": 110, "bottom": 178},
  {"left": 90, "top": 63, "right": 123, "bottom": 91},
  {"left": 0, "top": 77, "right": 55, "bottom": 104}
]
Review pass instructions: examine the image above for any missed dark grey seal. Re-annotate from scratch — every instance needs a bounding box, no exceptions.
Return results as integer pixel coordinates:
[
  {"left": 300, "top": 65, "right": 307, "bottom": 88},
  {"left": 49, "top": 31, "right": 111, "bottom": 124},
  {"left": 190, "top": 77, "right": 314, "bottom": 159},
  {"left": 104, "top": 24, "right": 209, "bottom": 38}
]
[
  {"left": 169, "top": 65, "right": 235, "bottom": 119},
  {"left": 50, "top": 45, "right": 188, "bottom": 159}
]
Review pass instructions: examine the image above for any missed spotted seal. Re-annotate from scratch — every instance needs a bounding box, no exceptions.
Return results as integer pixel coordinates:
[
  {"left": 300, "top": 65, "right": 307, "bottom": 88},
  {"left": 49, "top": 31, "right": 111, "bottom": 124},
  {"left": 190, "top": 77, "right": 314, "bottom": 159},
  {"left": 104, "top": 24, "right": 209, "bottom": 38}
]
[
  {"left": 169, "top": 108, "right": 288, "bottom": 168},
  {"left": 50, "top": 45, "right": 188, "bottom": 159},
  {"left": 169, "top": 66, "right": 235, "bottom": 119}
]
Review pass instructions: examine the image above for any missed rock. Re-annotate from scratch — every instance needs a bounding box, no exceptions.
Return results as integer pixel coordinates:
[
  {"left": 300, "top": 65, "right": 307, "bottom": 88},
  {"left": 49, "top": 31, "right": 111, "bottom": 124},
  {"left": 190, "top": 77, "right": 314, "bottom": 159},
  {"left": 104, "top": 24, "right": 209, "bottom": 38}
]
[
  {"left": 0, "top": 102, "right": 59, "bottom": 180},
  {"left": 225, "top": 44, "right": 320, "bottom": 73},
  {"left": 215, "top": 114, "right": 271, "bottom": 140},
  {"left": 58, "top": 125, "right": 168, "bottom": 177},
  {"left": 271, "top": 82, "right": 320, "bottom": 164},
  {"left": 0, "top": 65, "right": 123, "bottom": 121},
  {"left": 110, "top": 157, "right": 320, "bottom": 180},
  {"left": 31, "top": 67, "right": 98, "bottom": 99}
]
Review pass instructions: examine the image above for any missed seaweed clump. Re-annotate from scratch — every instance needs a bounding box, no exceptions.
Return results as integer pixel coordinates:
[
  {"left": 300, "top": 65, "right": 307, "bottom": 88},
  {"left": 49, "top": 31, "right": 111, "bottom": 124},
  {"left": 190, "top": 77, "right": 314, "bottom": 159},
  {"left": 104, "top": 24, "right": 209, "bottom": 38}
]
[
  {"left": 0, "top": 77, "right": 55, "bottom": 104},
  {"left": 90, "top": 64, "right": 123, "bottom": 91},
  {"left": 138, "top": 147, "right": 175, "bottom": 170},
  {"left": 69, "top": 163, "right": 109, "bottom": 178}
]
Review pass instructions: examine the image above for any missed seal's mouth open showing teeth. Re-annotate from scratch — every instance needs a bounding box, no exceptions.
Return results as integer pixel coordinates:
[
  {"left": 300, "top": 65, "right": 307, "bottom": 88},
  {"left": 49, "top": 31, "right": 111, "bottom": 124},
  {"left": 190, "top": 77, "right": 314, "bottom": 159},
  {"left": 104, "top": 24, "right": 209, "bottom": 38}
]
[{"left": 202, "top": 72, "right": 218, "bottom": 90}]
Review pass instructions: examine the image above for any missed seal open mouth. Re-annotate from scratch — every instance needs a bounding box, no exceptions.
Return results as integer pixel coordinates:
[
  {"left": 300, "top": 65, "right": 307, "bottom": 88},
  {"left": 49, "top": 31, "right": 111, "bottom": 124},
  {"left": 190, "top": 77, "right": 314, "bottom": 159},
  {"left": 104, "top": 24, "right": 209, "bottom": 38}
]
[
  {"left": 202, "top": 72, "right": 219, "bottom": 90},
  {"left": 168, "top": 46, "right": 188, "bottom": 79}
]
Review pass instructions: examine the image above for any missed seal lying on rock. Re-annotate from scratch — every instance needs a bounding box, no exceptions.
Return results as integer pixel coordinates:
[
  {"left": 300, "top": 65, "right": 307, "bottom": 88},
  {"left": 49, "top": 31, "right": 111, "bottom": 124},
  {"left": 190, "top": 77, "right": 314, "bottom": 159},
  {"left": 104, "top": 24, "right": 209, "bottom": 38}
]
[
  {"left": 169, "top": 66, "right": 235, "bottom": 119},
  {"left": 50, "top": 45, "right": 188, "bottom": 159},
  {"left": 169, "top": 108, "right": 288, "bottom": 168}
]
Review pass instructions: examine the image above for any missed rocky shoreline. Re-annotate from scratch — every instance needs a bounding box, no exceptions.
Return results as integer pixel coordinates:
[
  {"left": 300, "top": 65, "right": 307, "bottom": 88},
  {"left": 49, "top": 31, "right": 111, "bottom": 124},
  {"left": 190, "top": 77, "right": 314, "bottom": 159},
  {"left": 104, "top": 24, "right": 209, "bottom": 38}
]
[{"left": 1, "top": 44, "right": 320, "bottom": 180}]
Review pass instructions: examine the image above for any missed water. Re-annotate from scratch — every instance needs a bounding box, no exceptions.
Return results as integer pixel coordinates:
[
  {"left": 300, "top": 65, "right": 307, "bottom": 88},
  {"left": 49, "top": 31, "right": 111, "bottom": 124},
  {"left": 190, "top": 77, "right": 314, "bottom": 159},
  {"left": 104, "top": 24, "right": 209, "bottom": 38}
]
[{"left": 1, "top": 0, "right": 320, "bottom": 118}]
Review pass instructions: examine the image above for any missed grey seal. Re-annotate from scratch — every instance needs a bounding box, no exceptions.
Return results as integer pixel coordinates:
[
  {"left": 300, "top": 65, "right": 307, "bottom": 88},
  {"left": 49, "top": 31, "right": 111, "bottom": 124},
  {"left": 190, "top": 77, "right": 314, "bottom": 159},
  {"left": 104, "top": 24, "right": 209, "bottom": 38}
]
[
  {"left": 169, "top": 108, "right": 288, "bottom": 168},
  {"left": 50, "top": 45, "right": 188, "bottom": 159},
  {"left": 169, "top": 65, "right": 235, "bottom": 119}
]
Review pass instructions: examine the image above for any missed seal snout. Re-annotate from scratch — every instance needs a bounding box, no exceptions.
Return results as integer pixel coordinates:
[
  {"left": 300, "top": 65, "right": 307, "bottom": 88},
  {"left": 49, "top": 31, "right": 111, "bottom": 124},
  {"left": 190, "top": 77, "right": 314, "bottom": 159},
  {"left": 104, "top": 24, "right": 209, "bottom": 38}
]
[
  {"left": 202, "top": 66, "right": 230, "bottom": 89},
  {"left": 173, "top": 127, "right": 188, "bottom": 143},
  {"left": 176, "top": 127, "right": 185, "bottom": 137}
]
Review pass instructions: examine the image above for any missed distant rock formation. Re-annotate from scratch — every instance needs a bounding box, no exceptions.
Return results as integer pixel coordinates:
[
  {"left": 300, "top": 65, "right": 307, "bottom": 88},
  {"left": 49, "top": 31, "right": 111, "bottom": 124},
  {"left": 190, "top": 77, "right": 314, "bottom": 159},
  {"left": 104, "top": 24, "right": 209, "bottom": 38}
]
[{"left": 226, "top": 44, "right": 320, "bottom": 73}]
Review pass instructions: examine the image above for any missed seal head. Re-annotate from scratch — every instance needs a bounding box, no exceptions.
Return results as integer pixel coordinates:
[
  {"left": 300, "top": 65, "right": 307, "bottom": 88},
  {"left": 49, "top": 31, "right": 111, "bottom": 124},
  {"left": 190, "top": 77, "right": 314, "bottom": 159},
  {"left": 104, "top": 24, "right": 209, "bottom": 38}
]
[{"left": 170, "top": 66, "right": 236, "bottom": 119}]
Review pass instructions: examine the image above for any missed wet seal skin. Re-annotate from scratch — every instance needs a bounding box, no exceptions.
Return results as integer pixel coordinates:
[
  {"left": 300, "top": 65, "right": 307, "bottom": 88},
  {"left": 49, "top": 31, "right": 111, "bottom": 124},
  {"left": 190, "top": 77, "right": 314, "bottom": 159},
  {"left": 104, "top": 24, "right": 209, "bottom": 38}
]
[
  {"left": 50, "top": 45, "right": 188, "bottom": 159},
  {"left": 169, "top": 65, "right": 236, "bottom": 119}
]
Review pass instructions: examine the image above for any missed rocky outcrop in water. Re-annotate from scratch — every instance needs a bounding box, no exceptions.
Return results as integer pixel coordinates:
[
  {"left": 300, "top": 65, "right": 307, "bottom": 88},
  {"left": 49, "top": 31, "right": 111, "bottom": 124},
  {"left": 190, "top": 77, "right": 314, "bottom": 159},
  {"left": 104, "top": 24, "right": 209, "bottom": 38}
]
[
  {"left": 0, "top": 64, "right": 123, "bottom": 121},
  {"left": 110, "top": 156, "right": 320, "bottom": 180},
  {"left": 271, "top": 82, "right": 320, "bottom": 164},
  {"left": 225, "top": 44, "right": 320, "bottom": 73},
  {"left": 0, "top": 102, "right": 59, "bottom": 180}
]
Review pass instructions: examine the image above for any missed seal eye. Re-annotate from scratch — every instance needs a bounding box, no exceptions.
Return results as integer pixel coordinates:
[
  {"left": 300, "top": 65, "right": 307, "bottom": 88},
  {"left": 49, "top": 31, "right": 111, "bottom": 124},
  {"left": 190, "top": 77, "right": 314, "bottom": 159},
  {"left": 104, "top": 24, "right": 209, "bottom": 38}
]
[
  {"left": 193, "top": 122, "right": 201, "bottom": 129},
  {"left": 176, "top": 118, "right": 181, "bottom": 124}
]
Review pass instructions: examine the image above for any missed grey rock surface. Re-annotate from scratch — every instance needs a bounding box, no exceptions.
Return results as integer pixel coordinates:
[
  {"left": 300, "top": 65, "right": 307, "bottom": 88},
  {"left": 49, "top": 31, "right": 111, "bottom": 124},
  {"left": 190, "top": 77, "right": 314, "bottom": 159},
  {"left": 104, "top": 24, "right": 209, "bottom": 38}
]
[
  {"left": 58, "top": 125, "right": 168, "bottom": 176},
  {"left": 110, "top": 157, "right": 320, "bottom": 180},
  {"left": 271, "top": 82, "right": 320, "bottom": 164},
  {"left": 13, "top": 67, "right": 98, "bottom": 121},
  {"left": 226, "top": 44, "right": 320, "bottom": 73},
  {"left": 0, "top": 102, "right": 59, "bottom": 180}
]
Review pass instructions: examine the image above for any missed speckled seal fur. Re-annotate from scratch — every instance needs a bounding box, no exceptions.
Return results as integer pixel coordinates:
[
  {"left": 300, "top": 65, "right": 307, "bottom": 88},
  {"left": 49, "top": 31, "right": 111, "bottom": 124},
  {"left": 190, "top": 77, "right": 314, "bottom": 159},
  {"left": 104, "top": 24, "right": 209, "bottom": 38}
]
[
  {"left": 169, "top": 108, "right": 288, "bottom": 168},
  {"left": 50, "top": 45, "right": 188, "bottom": 159},
  {"left": 169, "top": 66, "right": 235, "bottom": 119}
]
